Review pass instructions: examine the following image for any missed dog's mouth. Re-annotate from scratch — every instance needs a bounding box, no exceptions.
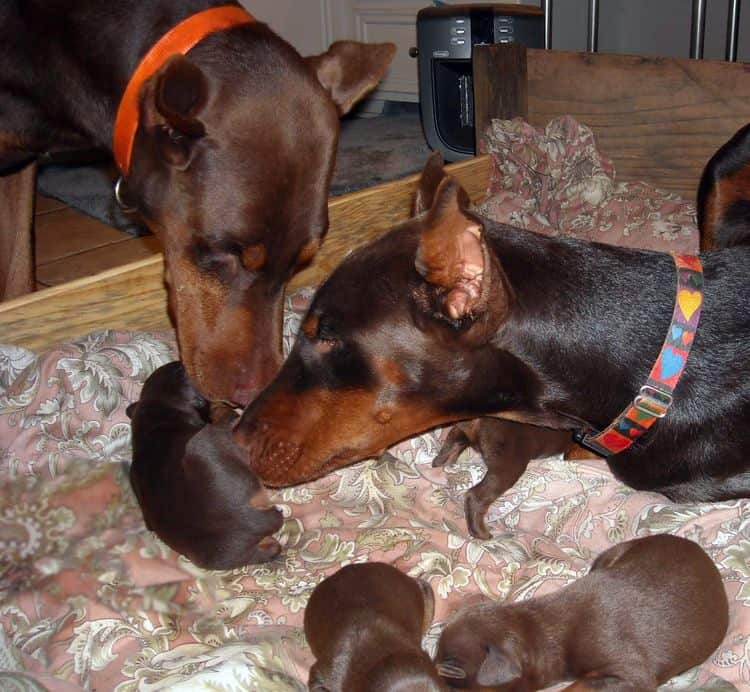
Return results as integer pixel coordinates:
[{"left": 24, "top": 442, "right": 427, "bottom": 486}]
[{"left": 254, "top": 446, "right": 363, "bottom": 488}]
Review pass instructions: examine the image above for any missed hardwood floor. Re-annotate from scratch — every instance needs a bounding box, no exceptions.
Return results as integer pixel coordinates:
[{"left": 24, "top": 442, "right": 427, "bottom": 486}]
[{"left": 34, "top": 193, "right": 162, "bottom": 290}]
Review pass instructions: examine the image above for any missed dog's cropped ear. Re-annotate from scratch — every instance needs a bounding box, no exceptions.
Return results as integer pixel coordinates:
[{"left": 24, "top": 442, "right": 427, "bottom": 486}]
[
  {"left": 413, "top": 151, "right": 447, "bottom": 216},
  {"left": 415, "top": 176, "right": 511, "bottom": 330},
  {"left": 307, "top": 41, "right": 396, "bottom": 116},
  {"left": 141, "top": 54, "right": 208, "bottom": 168},
  {"left": 476, "top": 643, "right": 523, "bottom": 687}
]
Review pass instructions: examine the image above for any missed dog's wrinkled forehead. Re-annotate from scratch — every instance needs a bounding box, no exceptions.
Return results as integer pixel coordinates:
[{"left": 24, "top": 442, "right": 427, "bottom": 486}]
[{"left": 311, "top": 225, "right": 421, "bottom": 327}]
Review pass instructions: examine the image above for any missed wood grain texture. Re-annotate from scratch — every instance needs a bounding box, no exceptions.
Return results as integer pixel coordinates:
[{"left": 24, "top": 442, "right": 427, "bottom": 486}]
[
  {"left": 473, "top": 42, "right": 528, "bottom": 154},
  {"left": 35, "top": 207, "right": 131, "bottom": 265},
  {"left": 0, "top": 156, "right": 491, "bottom": 352},
  {"left": 0, "top": 162, "right": 36, "bottom": 300},
  {"left": 37, "top": 235, "right": 162, "bottom": 287},
  {"left": 474, "top": 45, "right": 750, "bottom": 199}
]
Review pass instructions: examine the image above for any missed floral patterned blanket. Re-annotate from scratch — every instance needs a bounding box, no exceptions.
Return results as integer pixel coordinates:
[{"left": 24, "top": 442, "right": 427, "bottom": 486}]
[{"left": 1, "top": 119, "right": 746, "bottom": 691}]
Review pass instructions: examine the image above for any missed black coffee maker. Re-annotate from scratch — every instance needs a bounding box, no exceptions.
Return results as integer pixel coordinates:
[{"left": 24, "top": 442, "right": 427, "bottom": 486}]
[{"left": 415, "top": 4, "right": 544, "bottom": 161}]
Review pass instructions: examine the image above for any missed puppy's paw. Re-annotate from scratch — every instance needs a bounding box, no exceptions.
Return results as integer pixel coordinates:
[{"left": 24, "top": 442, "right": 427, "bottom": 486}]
[
  {"left": 465, "top": 492, "right": 492, "bottom": 540},
  {"left": 432, "top": 426, "right": 470, "bottom": 467},
  {"left": 249, "top": 536, "right": 282, "bottom": 563}
]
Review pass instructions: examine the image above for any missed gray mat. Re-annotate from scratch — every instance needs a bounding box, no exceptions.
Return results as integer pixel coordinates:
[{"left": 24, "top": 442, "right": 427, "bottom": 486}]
[{"left": 36, "top": 110, "right": 432, "bottom": 237}]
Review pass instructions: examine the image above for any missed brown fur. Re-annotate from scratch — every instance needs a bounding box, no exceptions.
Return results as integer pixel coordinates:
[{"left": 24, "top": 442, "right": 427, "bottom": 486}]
[
  {"left": 0, "top": 1, "right": 395, "bottom": 403},
  {"left": 304, "top": 562, "right": 447, "bottom": 692},
  {"left": 127, "top": 361, "right": 283, "bottom": 569},
  {"left": 233, "top": 153, "right": 750, "bottom": 507},
  {"left": 432, "top": 419, "right": 571, "bottom": 539},
  {"left": 436, "top": 535, "right": 728, "bottom": 691}
]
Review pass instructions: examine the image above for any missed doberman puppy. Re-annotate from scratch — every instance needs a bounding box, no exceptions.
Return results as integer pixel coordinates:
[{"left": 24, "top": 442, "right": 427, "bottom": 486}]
[
  {"left": 432, "top": 419, "right": 571, "bottom": 539},
  {"left": 0, "top": 1, "right": 394, "bottom": 403},
  {"left": 698, "top": 122, "right": 750, "bottom": 251},
  {"left": 304, "top": 562, "right": 447, "bottom": 692},
  {"left": 233, "top": 153, "right": 750, "bottom": 505},
  {"left": 127, "top": 361, "right": 282, "bottom": 569},
  {"left": 434, "top": 534, "right": 729, "bottom": 691}
]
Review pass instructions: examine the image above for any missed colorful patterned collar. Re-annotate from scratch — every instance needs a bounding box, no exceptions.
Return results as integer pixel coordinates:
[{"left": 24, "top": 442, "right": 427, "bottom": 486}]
[{"left": 573, "top": 254, "right": 704, "bottom": 457}]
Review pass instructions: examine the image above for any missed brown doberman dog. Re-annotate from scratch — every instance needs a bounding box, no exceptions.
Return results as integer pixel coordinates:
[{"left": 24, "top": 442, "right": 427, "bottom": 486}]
[
  {"left": 435, "top": 534, "right": 728, "bottom": 691},
  {"left": 0, "top": 1, "right": 394, "bottom": 403},
  {"left": 127, "top": 361, "right": 283, "bottom": 569},
  {"left": 304, "top": 562, "right": 446, "bottom": 691},
  {"left": 233, "top": 152, "right": 750, "bottom": 506}
]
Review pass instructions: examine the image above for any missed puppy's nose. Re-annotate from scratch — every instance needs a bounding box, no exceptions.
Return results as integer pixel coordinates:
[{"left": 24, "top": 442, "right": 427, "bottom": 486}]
[{"left": 231, "top": 385, "right": 259, "bottom": 407}]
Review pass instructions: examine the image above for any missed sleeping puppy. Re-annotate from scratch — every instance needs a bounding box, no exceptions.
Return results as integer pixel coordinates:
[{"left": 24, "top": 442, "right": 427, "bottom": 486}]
[
  {"left": 435, "top": 534, "right": 728, "bottom": 691},
  {"left": 127, "top": 361, "right": 283, "bottom": 570},
  {"left": 304, "top": 562, "right": 448, "bottom": 691}
]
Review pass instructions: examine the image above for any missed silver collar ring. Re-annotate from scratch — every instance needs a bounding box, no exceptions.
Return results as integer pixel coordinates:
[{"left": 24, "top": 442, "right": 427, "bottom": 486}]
[{"left": 114, "top": 176, "right": 138, "bottom": 213}]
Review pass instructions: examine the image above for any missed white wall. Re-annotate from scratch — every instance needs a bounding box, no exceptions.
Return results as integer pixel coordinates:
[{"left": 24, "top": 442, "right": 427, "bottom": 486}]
[{"left": 237, "top": 0, "right": 331, "bottom": 56}]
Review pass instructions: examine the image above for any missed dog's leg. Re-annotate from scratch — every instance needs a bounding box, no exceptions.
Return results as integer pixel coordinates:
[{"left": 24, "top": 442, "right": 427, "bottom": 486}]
[
  {"left": 463, "top": 420, "right": 536, "bottom": 539},
  {"left": 0, "top": 161, "right": 36, "bottom": 300},
  {"left": 432, "top": 420, "right": 479, "bottom": 467},
  {"left": 464, "top": 420, "right": 571, "bottom": 539}
]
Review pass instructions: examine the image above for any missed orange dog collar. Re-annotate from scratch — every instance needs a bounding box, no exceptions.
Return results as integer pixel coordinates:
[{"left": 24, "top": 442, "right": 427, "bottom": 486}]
[{"left": 112, "top": 5, "right": 255, "bottom": 175}]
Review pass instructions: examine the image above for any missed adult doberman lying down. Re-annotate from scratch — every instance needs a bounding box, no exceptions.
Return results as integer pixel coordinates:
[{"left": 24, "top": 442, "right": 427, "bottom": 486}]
[
  {"left": 304, "top": 562, "right": 446, "bottom": 692},
  {"left": 233, "top": 152, "right": 750, "bottom": 506},
  {"left": 0, "top": 1, "right": 394, "bottom": 404},
  {"left": 435, "top": 535, "right": 728, "bottom": 691},
  {"left": 127, "top": 361, "right": 282, "bottom": 569}
]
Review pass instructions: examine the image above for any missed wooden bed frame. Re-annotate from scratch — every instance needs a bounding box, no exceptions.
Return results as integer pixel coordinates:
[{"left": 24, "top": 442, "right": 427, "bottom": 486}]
[{"left": 2, "top": 45, "right": 750, "bottom": 353}]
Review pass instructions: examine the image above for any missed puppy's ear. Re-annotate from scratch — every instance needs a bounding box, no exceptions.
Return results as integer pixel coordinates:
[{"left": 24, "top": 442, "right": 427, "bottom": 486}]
[
  {"left": 415, "top": 176, "right": 511, "bottom": 329},
  {"left": 476, "top": 644, "right": 522, "bottom": 687},
  {"left": 125, "top": 402, "right": 137, "bottom": 419},
  {"left": 307, "top": 41, "right": 396, "bottom": 116},
  {"left": 308, "top": 662, "right": 331, "bottom": 692},
  {"left": 413, "top": 151, "right": 447, "bottom": 216},
  {"left": 416, "top": 577, "right": 435, "bottom": 634},
  {"left": 590, "top": 540, "right": 635, "bottom": 572},
  {"left": 435, "top": 660, "right": 468, "bottom": 680},
  {"left": 142, "top": 55, "right": 207, "bottom": 168}
]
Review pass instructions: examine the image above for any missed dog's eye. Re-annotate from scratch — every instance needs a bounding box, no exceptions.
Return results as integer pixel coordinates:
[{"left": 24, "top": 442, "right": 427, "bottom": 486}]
[
  {"left": 316, "top": 321, "right": 341, "bottom": 350},
  {"left": 192, "top": 241, "right": 241, "bottom": 276},
  {"left": 301, "top": 314, "right": 339, "bottom": 350}
]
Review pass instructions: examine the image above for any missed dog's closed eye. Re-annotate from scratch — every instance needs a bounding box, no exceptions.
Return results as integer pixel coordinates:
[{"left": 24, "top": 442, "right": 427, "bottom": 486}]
[{"left": 302, "top": 314, "right": 340, "bottom": 351}]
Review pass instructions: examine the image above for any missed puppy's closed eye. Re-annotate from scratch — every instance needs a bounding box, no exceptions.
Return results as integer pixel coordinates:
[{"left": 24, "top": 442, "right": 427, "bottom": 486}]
[{"left": 435, "top": 661, "right": 467, "bottom": 679}]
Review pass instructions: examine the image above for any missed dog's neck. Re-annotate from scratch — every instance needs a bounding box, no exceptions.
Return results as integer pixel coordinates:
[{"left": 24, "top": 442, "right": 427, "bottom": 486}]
[
  {"left": 479, "top": 225, "right": 677, "bottom": 431},
  {"left": 1, "top": 1, "right": 246, "bottom": 154}
]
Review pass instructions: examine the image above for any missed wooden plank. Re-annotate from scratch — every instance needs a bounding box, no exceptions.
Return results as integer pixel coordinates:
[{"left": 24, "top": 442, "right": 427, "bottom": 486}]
[
  {"left": 473, "top": 42, "right": 528, "bottom": 154},
  {"left": 35, "top": 194, "right": 67, "bottom": 215},
  {"left": 473, "top": 46, "right": 750, "bottom": 199},
  {"left": 0, "top": 156, "right": 491, "bottom": 352},
  {"left": 0, "top": 162, "right": 36, "bottom": 300},
  {"left": 35, "top": 207, "right": 132, "bottom": 264},
  {"left": 37, "top": 235, "right": 162, "bottom": 286}
]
